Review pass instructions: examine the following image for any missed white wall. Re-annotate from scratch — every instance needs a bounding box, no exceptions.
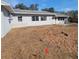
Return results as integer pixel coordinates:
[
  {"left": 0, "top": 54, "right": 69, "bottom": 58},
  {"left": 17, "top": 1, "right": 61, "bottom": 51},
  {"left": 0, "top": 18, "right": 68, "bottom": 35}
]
[
  {"left": 1, "top": 7, "right": 12, "bottom": 38},
  {"left": 55, "top": 18, "right": 68, "bottom": 24},
  {"left": 55, "top": 19, "right": 65, "bottom": 24},
  {"left": 12, "top": 16, "right": 57, "bottom": 28}
]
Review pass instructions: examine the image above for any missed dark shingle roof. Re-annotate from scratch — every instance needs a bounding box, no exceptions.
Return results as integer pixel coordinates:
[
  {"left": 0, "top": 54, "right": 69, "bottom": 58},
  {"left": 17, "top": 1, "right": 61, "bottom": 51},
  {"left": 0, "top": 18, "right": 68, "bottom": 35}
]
[
  {"left": 12, "top": 9, "right": 69, "bottom": 17},
  {"left": 1, "top": 1, "right": 14, "bottom": 12},
  {"left": 13, "top": 9, "right": 55, "bottom": 15}
]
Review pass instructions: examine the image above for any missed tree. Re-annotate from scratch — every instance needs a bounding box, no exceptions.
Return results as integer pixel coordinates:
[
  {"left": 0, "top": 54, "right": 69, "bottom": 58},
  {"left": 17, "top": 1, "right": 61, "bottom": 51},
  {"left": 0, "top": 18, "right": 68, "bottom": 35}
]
[
  {"left": 67, "top": 10, "right": 78, "bottom": 23},
  {"left": 49, "top": 8, "right": 54, "bottom": 12},
  {"left": 42, "top": 8, "right": 49, "bottom": 12},
  {"left": 29, "top": 4, "right": 38, "bottom": 10},
  {"left": 42, "top": 7, "right": 54, "bottom": 12},
  {"left": 15, "top": 3, "right": 28, "bottom": 10}
]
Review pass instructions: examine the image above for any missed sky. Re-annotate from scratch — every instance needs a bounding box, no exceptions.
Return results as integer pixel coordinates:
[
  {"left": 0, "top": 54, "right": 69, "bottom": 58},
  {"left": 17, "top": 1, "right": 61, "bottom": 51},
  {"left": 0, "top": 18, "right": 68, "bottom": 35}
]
[{"left": 4, "top": 0, "right": 78, "bottom": 11}]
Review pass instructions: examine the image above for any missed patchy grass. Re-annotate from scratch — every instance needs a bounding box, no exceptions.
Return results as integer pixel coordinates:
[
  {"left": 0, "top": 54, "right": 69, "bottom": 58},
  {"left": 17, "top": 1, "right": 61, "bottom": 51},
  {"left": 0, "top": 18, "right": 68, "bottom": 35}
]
[{"left": 2, "top": 25, "right": 78, "bottom": 59}]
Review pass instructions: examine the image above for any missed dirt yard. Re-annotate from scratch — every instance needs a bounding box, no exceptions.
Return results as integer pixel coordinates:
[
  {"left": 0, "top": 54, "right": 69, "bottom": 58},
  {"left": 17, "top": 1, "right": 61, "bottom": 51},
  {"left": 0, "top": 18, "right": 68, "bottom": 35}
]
[{"left": 1, "top": 24, "right": 78, "bottom": 59}]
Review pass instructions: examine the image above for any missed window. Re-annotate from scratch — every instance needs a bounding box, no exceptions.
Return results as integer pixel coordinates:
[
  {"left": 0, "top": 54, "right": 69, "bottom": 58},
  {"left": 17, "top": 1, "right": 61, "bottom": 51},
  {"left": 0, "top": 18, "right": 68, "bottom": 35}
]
[
  {"left": 58, "top": 17, "right": 64, "bottom": 20},
  {"left": 32, "top": 16, "right": 39, "bottom": 21},
  {"left": 18, "top": 16, "right": 22, "bottom": 22},
  {"left": 8, "top": 19, "right": 11, "bottom": 24},
  {"left": 8, "top": 14, "right": 12, "bottom": 24},
  {"left": 41, "top": 16, "right": 47, "bottom": 21},
  {"left": 58, "top": 18, "right": 61, "bottom": 20},
  {"left": 55, "top": 17, "right": 57, "bottom": 19},
  {"left": 32, "top": 16, "right": 35, "bottom": 21},
  {"left": 36, "top": 16, "right": 39, "bottom": 21},
  {"left": 62, "top": 18, "right": 64, "bottom": 20},
  {"left": 52, "top": 15, "right": 55, "bottom": 19}
]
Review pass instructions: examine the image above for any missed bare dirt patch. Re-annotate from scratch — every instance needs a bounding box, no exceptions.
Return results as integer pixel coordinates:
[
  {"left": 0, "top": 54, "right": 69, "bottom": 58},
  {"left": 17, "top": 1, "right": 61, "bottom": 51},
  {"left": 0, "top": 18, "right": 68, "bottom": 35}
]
[{"left": 2, "top": 25, "right": 78, "bottom": 59}]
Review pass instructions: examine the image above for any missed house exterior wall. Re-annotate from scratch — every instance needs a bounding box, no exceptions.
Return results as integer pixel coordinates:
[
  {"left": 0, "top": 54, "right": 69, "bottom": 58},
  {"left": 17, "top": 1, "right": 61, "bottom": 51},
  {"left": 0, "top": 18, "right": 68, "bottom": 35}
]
[
  {"left": 55, "top": 19, "right": 65, "bottom": 24},
  {"left": 55, "top": 18, "right": 68, "bottom": 24},
  {"left": 12, "top": 15, "right": 68, "bottom": 28},
  {"left": 11, "top": 15, "right": 67, "bottom": 28},
  {"left": 1, "top": 7, "right": 12, "bottom": 38},
  {"left": 12, "top": 15, "right": 58, "bottom": 28}
]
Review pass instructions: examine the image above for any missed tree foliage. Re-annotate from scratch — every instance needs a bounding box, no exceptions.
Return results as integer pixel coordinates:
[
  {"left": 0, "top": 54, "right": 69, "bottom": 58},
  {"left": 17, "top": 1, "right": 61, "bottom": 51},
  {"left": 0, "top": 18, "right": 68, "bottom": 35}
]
[
  {"left": 15, "top": 3, "right": 29, "bottom": 10},
  {"left": 29, "top": 4, "right": 38, "bottom": 10},
  {"left": 42, "top": 7, "right": 54, "bottom": 12},
  {"left": 67, "top": 10, "right": 78, "bottom": 23},
  {"left": 15, "top": 3, "right": 38, "bottom": 10}
]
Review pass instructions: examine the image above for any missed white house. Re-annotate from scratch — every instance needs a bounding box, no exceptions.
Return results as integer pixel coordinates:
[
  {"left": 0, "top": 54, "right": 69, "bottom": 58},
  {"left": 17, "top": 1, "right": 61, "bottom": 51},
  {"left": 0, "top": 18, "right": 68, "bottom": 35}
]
[
  {"left": 1, "top": 1, "right": 69, "bottom": 38},
  {"left": 1, "top": 1, "right": 14, "bottom": 38}
]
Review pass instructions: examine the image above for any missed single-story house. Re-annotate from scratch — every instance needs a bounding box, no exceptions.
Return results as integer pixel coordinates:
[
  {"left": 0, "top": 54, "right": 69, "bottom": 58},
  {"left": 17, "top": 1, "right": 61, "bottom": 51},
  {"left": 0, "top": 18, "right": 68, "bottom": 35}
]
[{"left": 1, "top": 1, "right": 69, "bottom": 38}]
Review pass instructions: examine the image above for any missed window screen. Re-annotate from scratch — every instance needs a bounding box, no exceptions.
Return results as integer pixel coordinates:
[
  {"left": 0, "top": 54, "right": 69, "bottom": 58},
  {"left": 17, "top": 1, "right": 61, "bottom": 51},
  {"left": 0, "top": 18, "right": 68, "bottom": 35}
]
[
  {"left": 18, "top": 16, "right": 22, "bottom": 22},
  {"left": 41, "top": 16, "right": 47, "bottom": 21}
]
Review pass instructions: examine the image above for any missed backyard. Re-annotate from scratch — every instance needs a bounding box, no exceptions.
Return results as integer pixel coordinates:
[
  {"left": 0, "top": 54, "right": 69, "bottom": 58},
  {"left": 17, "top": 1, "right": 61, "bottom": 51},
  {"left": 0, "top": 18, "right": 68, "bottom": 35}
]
[{"left": 1, "top": 24, "right": 78, "bottom": 59}]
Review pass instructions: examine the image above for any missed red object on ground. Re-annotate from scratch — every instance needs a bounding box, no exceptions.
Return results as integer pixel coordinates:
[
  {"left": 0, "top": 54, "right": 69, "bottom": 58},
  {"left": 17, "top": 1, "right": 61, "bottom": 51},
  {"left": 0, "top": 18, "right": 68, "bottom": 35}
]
[{"left": 44, "top": 48, "right": 49, "bottom": 55}]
